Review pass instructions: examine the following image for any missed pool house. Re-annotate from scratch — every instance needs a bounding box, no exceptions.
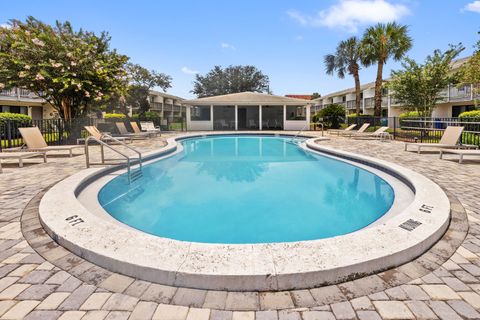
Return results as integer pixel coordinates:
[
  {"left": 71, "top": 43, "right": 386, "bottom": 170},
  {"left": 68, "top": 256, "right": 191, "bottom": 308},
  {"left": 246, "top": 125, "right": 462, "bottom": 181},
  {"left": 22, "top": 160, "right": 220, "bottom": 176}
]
[{"left": 184, "top": 91, "right": 314, "bottom": 131}]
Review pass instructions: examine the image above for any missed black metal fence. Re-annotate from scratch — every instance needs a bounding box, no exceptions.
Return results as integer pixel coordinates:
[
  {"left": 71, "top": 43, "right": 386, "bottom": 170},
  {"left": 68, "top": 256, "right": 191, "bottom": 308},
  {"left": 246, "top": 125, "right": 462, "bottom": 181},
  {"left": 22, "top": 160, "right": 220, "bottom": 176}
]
[
  {"left": 0, "top": 116, "right": 187, "bottom": 151},
  {"left": 347, "top": 116, "right": 480, "bottom": 146},
  {"left": 1, "top": 115, "right": 479, "bottom": 151}
]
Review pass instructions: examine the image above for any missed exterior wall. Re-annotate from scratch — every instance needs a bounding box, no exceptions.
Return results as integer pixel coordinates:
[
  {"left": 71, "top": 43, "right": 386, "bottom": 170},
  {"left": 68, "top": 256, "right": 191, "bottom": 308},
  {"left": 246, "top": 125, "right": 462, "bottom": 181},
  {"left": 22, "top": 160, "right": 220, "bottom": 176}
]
[
  {"left": 432, "top": 104, "right": 452, "bottom": 118},
  {"left": 332, "top": 96, "right": 344, "bottom": 104},
  {"left": 284, "top": 120, "right": 308, "bottom": 130},
  {"left": 42, "top": 104, "right": 57, "bottom": 119}
]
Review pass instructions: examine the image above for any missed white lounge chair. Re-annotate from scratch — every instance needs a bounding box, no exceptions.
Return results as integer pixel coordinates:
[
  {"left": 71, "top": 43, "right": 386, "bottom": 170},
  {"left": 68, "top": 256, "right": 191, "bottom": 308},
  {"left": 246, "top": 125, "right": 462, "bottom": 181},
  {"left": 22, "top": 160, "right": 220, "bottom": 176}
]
[
  {"left": 84, "top": 126, "right": 132, "bottom": 144},
  {"left": 115, "top": 122, "right": 149, "bottom": 139},
  {"left": 353, "top": 126, "right": 391, "bottom": 140},
  {"left": 405, "top": 126, "right": 470, "bottom": 154},
  {"left": 342, "top": 123, "right": 370, "bottom": 137},
  {"left": 0, "top": 151, "right": 47, "bottom": 173},
  {"left": 130, "top": 122, "right": 156, "bottom": 138},
  {"left": 12, "top": 127, "right": 84, "bottom": 157},
  {"left": 328, "top": 124, "right": 356, "bottom": 136},
  {"left": 140, "top": 121, "right": 161, "bottom": 136},
  {"left": 439, "top": 148, "right": 480, "bottom": 163}
]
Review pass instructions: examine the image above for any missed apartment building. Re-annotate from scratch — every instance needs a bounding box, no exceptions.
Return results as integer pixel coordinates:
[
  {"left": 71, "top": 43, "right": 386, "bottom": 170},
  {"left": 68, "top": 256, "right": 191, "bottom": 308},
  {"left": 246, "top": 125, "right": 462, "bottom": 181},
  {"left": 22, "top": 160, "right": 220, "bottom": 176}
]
[
  {"left": 0, "top": 87, "right": 56, "bottom": 119},
  {"left": 147, "top": 90, "right": 186, "bottom": 120},
  {"left": 313, "top": 56, "right": 478, "bottom": 118},
  {"left": 0, "top": 88, "right": 186, "bottom": 120}
]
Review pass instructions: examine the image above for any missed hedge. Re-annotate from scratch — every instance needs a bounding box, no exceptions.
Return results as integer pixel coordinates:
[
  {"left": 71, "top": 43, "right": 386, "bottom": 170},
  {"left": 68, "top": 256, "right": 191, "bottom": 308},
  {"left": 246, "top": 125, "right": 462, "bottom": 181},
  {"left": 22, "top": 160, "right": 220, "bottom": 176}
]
[
  {"left": 0, "top": 112, "right": 32, "bottom": 122},
  {"left": 458, "top": 110, "right": 480, "bottom": 118},
  {"left": 104, "top": 113, "right": 126, "bottom": 119},
  {"left": 132, "top": 111, "right": 160, "bottom": 121},
  {"left": 399, "top": 111, "right": 420, "bottom": 118}
]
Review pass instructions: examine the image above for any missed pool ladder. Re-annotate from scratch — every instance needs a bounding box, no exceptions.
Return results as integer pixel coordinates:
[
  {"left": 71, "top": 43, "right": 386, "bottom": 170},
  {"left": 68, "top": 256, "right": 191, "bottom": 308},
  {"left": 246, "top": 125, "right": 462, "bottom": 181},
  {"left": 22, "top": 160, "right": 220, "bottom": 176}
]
[{"left": 85, "top": 134, "right": 143, "bottom": 184}]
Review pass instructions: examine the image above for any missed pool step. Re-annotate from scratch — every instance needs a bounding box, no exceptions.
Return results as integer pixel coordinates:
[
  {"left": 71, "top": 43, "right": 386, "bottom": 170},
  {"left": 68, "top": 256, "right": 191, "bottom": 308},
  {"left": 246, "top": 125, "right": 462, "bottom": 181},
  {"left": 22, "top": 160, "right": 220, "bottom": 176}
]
[{"left": 129, "top": 168, "right": 143, "bottom": 182}]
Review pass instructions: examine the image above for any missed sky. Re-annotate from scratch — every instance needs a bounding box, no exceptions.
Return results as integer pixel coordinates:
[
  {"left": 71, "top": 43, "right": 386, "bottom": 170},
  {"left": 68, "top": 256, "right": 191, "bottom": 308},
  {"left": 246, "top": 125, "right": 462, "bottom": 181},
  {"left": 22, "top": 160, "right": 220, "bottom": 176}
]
[{"left": 1, "top": 0, "right": 479, "bottom": 99}]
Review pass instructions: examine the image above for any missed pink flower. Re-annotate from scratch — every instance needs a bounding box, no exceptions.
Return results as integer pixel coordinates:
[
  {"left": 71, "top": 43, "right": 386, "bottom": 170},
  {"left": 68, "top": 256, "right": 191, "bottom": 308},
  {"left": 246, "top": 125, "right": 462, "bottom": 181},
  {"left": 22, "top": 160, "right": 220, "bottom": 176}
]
[
  {"left": 35, "top": 73, "right": 45, "bottom": 81},
  {"left": 0, "top": 83, "right": 5, "bottom": 89},
  {"left": 31, "top": 38, "right": 45, "bottom": 47},
  {"left": 84, "top": 91, "right": 90, "bottom": 98}
]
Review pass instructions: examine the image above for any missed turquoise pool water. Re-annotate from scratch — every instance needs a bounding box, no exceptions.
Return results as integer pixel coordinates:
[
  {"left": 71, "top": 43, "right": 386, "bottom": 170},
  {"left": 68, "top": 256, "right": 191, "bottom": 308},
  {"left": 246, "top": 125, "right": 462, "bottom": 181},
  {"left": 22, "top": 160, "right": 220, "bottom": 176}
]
[{"left": 98, "top": 135, "right": 395, "bottom": 244}]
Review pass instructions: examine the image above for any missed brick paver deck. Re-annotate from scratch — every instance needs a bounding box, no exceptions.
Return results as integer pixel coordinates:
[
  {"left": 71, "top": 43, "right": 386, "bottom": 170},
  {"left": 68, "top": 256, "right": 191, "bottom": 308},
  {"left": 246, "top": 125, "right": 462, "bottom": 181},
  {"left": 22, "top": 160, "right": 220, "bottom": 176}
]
[{"left": 1, "top": 131, "right": 480, "bottom": 319}]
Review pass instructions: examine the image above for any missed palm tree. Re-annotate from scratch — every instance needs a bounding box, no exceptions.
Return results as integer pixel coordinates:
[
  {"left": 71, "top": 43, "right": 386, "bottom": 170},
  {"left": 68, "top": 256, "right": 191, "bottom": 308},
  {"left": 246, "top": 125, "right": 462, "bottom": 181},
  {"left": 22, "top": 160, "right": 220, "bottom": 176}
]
[
  {"left": 362, "top": 22, "right": 412, "bottom": 116},
  {"left": 324, "top": 37, "right": 363, "bottom": 115}
]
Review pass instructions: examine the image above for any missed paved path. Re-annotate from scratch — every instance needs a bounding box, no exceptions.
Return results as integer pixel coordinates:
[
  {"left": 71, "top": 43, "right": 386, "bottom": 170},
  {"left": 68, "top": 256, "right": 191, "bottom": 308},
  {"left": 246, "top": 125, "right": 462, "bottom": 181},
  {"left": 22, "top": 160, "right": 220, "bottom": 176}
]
[{"left": 0, "top": 132, "right": 480, "bottom": 319}]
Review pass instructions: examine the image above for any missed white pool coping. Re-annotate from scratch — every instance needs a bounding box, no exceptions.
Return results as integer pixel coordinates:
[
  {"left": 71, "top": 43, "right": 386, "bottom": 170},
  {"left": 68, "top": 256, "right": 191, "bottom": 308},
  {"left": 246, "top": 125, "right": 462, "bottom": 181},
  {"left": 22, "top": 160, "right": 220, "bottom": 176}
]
[{"left": 39, "top": 133, "right": 450, "bottom": 291}]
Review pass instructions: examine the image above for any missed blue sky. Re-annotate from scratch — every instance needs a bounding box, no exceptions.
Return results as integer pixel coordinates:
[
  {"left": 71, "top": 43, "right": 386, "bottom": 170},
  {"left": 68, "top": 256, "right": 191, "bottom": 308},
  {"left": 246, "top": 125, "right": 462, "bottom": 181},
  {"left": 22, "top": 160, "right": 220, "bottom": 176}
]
[{"left": 1, "top": 0, "right": 479, "bottom": 99}]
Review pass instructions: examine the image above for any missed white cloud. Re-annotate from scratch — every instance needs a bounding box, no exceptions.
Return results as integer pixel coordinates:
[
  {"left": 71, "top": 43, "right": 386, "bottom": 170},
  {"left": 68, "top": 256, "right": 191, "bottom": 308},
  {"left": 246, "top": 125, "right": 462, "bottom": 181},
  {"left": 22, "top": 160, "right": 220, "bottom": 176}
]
[
  {"left": 464, "top": 1, "right": 480, "bottom": 13},
  {"left": 287, "top": 0, "right": 410, "bottom": 32},
  {"left": 221, "top": 42, "right": 236, "bottom": 50},
  {"left": 0, "top": 23, "right": 11, "bottom": 29},
  {"left": 295, "top": 35, "right": 304, "bottom": 41},
  {"left": 181, "top": 66, "right": 199, "bottom": 75}
]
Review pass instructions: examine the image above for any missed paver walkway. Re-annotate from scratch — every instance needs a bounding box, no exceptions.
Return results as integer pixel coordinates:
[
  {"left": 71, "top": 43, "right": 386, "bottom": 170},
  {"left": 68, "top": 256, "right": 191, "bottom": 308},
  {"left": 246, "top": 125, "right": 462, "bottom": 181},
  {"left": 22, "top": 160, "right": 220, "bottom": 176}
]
[{"left": 0, "top": 131, "right": 480, "bottom": 319}]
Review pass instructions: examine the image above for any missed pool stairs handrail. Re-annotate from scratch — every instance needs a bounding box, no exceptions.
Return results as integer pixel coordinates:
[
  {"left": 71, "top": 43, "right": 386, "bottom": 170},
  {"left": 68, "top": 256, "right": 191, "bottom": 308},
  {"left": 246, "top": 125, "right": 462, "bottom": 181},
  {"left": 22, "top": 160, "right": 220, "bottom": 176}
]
[
  {"left": 85, "top": 134, "right": 143, "bottom": 184},
  {"left": 288, "top": 122, "right": 324, "bottom": 145}
]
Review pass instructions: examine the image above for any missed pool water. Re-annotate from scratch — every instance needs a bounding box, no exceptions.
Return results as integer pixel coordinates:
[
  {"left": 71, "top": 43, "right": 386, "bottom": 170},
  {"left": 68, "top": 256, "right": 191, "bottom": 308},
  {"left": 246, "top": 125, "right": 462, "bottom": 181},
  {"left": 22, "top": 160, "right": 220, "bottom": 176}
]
[{"left": 98, "top": 135, "right": 395, "bottom": 244}]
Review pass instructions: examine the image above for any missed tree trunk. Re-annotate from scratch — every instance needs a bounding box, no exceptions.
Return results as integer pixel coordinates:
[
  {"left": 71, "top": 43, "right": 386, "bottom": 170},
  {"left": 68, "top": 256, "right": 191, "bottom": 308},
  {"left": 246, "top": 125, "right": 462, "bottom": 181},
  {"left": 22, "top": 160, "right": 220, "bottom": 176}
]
[
  {"left": 374, "top": 61, "right": 384, "bottom": 117},
  {"left": 354, "top": 71, "right": 361, "bottom": 116},
  {"left": 61, "top": 99, "right": 71, "bottom": 120}
]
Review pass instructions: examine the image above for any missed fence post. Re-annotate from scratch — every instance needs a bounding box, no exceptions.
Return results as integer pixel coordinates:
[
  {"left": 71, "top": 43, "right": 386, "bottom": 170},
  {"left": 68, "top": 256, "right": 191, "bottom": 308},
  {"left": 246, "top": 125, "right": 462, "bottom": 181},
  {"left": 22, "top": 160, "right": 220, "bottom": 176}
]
[
  {"left": 393, "top": 116, "right": 396, "bottom": 140},
  {"left": 6, "top": 120, "right": 12, "bottom": 149}
]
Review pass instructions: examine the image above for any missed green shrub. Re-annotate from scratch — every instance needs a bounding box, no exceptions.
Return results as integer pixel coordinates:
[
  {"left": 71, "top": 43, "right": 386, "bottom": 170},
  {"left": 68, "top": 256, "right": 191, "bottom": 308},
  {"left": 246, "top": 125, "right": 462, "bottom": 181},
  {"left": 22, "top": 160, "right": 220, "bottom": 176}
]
[
  {"left": 318, "top": 104, "right": 345, "bottom": 129},
  {"left": 458, "top": 110, "right": 480, "bottom": 118},
  {"left": 104, "top": 113, "right": 126, "bottom": 119},
  {"left": 399, "top": 111, "right": 420, "bottom": 118},
  {"left": 133, "top": 111, "right": 160, "bottom": 121},
  {"left": 0, "top": 112, "right": 32, "bottom": 122}
]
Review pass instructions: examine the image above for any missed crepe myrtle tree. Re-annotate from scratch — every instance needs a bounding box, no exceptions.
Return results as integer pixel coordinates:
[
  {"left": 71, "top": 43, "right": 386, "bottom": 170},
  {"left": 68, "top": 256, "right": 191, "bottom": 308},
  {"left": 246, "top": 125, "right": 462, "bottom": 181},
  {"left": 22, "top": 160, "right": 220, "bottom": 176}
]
[
  {"left": 0, "top": 17, "right": 129, "bottom": 120},
  {"left": 192, "top": 65, "right": 270, "bottom": 97},
  {"left": 387, "top": 44, "right": 464, "bottom": 118}
]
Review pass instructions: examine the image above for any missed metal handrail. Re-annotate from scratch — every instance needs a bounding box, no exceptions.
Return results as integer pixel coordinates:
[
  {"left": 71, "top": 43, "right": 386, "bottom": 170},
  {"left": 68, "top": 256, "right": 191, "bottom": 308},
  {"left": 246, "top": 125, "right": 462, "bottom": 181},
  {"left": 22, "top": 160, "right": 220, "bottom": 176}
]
[{"left": 85, "top": 135, "right": 142, "bottom": 184}]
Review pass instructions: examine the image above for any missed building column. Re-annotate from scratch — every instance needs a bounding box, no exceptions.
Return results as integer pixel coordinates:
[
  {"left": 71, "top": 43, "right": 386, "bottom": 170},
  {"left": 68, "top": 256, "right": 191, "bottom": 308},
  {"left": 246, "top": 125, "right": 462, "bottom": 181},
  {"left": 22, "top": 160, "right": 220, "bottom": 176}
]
[
  {"left": 186, "top": 106, "right": 191, "bottom": 131},
  {"left": 234, "top": 105, "right": 238, "bottom": 131},
  {"left": 283, "top": 105, "right": 287, "bottom": 131},
  {"left": 210, "top": 105, "right": 214, "bottom": 130},
  {"left": 259, "top": 105, "right": 262, "bottom": 131},
  {"left": 306, "top": 105, "right": 311, "bottom": 129}
]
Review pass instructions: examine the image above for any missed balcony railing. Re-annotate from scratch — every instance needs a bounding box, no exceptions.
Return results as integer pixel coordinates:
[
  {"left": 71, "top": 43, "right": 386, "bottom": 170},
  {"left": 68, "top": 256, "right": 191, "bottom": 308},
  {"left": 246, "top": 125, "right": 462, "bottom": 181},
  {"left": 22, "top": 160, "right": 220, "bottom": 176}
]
[
  {"left": 346, "top": 100, "right": 363, "bottom": 109},
  {"left": 150, "top": 102, "right": 163, "bottom": 111},
  {"left": 0, "top": 87, "right": 42, "bottom": 99},
  {"left": 449, "top": 84, "right": 472, "bottom": 102}
]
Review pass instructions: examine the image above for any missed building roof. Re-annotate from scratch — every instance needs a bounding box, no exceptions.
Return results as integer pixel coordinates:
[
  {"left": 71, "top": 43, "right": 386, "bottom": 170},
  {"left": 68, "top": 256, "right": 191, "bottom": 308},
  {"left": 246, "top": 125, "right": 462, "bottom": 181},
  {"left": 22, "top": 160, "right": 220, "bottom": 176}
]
[
  {"left": 149, "top": 90, "right": 185, "bottom": 101},
  {"left": 285, "top": 94, "right": 314, "bottom": 100},
  {"left": 183, "top": 91, "right": 314, "bottom": 106},
  {"left": 183, "top": 91, "right": 313, "bottom": 105}
]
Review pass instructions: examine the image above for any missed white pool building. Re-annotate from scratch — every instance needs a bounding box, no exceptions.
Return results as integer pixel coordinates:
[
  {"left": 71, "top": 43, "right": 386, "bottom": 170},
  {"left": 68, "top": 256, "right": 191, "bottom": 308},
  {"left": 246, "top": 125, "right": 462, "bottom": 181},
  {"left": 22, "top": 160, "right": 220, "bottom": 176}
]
[{"left": 183, "top": 92, "right": 314, "bottom": 131}]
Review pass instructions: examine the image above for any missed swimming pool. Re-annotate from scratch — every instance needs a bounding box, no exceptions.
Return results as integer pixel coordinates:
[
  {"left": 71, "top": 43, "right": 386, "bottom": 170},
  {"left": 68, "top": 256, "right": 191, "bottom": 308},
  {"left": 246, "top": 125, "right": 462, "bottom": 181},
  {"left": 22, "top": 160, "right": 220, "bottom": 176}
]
[{"left": 98, "top": 135, "right": 395, "bottom": 244}]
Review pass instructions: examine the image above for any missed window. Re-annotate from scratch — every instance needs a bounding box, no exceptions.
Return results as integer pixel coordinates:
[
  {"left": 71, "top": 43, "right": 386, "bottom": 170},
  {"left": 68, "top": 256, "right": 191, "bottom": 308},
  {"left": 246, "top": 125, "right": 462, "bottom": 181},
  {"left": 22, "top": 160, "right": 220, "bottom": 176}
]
[
  {"left": 286, "top": 106, "right": 306, "bottom": 120},
  {"left": 191, "top": 106, "right": 211, "bottom": 121}
]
